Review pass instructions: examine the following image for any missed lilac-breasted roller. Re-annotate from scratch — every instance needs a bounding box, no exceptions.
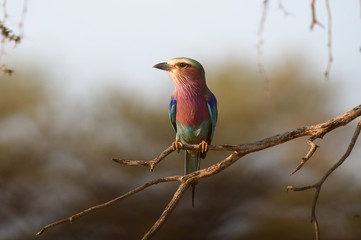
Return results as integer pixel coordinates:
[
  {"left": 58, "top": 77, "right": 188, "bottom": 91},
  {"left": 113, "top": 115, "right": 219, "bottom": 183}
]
[{"left": 153, "top": 57, "right": 217, "bottom": 206}]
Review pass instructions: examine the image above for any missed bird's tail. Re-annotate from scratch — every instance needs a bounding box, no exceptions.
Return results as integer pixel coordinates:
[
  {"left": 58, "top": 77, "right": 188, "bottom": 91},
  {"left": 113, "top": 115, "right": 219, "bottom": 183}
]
[{"left": 185, "top": 150, "right": 200, "bottom": 207}]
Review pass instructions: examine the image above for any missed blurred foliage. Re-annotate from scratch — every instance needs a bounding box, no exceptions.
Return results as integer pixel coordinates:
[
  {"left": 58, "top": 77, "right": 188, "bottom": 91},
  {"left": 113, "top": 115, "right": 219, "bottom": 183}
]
[
  {"left": 0, "top": 59, "right": 360, "bottom": 240},
  {"left": 0, "top": 64, "right": 14, "bottom": 76},
  {"left": 0, "top": 22, "right": 21, "bottom": 75},
  {"left": 0, "top": 19, "right": 21, "bottom": 43},
  {"left": 1, "top": 0, "right": 25, "bottom": 76}
]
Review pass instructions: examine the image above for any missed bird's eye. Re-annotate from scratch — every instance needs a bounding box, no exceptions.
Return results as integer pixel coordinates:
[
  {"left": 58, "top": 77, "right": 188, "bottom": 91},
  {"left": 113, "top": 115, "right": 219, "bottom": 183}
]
[{"left": 178, "top": 63, "right": 190, "bottom": 68}]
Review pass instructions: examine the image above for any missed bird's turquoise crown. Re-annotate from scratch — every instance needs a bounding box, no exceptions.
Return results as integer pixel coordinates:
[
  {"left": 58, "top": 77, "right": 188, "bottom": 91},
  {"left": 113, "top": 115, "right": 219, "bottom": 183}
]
[{"left": 168, "top": 57, "right": 204, "bottom": 71}]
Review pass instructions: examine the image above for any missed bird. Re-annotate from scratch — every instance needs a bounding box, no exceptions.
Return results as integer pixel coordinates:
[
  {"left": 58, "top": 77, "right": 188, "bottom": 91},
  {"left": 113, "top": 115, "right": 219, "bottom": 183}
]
[{"left": 153, "top": 57, "right": 217, "bottom": 206}]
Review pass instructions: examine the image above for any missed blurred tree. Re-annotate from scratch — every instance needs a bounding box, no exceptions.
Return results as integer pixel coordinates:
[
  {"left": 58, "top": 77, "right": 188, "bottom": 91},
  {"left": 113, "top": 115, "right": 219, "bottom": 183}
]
[{"left": 2, "top": 59, "right": 360, "bottom": 240}]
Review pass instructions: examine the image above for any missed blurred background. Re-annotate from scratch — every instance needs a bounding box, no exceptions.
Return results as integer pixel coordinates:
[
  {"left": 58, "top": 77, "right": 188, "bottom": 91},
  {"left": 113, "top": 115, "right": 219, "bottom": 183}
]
[{"left": 1, "top": 1, "right": 361, "bottom": 239}]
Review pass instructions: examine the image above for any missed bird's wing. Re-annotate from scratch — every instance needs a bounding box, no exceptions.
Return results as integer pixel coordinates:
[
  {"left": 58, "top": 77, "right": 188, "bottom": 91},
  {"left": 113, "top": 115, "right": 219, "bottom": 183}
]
[
  {"left": 206, "top": 92, "right": 217, "bottom": 143},
  {"left": 169, "top": 95, "right": 177, "bottom": 132}
]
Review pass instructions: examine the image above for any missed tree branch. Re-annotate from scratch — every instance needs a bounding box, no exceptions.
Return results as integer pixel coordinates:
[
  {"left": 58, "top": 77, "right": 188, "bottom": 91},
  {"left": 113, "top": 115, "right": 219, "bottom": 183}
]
[
  {"left": 257, "top": 0, "right": 269, "bottom": 92},
  {"left": 142, "top": 180, "right": 192, "bottom": 240},
  {"left": 309, "top": 0, "right": 334, "bottom": 81},
  {"left": 287, "top": 117, "right": 361, "bottom": 240},
  {"left": 112, "top": 145, "right": 175, "bottom": 172},
  {"left": 36, "top": 175, "right": 183, "bottom": 236},
  {"left": 310, "top": 0, "right": 325, "bottom": 30},
  {"left": 290, "top": 138, "right": 319, "bottom": 175},
  {"left": 36, "top": 104, "right": 361, "bottom": 239},
  {"left": 278, "top": 0, "right": 290, "bottom": 16},
  {"left": 114, "top": 105, "right": 361, "bottom": 170},
  {"left": 324, "top": 0, "right": 333, "bottom": 81}
]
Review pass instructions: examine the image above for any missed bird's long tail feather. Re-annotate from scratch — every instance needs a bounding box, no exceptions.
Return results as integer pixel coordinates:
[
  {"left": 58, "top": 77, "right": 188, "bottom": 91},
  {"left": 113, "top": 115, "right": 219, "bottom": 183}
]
[{"left": 185, "top": 151, "right": 200, "bottom": 207}]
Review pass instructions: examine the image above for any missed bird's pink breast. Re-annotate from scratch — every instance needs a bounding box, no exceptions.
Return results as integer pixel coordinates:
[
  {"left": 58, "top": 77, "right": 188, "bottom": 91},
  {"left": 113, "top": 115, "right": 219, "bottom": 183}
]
[{"left": 175, "top": 93, "right": 209, "bottom": 127}]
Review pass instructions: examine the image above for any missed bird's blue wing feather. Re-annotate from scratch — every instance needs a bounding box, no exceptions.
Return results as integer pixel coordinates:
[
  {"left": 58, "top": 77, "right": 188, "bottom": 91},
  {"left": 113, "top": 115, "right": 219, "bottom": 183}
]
[
  {"left": 169, "top": 96, "right": 177, "bottom": 132},
  {"left": 206, "top": 92, "right": 217, "bottom": 143}
]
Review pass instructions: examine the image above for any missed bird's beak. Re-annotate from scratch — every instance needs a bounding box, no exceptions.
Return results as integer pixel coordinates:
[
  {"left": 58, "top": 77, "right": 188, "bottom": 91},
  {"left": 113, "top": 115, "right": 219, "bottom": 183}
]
[{"left": 153, "top": 62, "right": 172, "bottom": 71}]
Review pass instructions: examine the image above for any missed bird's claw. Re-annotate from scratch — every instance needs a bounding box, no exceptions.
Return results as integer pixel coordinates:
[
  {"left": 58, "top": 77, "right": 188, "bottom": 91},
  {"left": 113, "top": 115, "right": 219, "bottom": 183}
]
[
  {"left": 172, "top": 139, "right": 183, "bottom": 153},
  {"left": 199, "top": 140, "right": 208, "bottom": 154}
]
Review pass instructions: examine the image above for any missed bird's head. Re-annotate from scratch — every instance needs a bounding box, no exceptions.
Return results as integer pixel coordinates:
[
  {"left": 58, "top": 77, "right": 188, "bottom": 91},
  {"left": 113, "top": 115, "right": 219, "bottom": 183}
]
[{"left": 153, "top": 57, "right": 205, "bottom": 86}]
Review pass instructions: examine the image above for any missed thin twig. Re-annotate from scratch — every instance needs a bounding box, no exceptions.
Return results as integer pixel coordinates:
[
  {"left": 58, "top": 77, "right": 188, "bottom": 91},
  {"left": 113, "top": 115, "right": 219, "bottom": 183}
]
[
  {"left": 142, "top": 180, "right": 192, "bottom": 240},
  {"left": 0, "top": 0, "right": 8, "bottom": 62},
  {"left": 312, "top": 190, "right": 321, "bottom": 239},
  {"left": 310, "top": 0, "right": 325, "bottom": 30},
  {"left": 36, "top": 175, "right": 182, "bottom": 236},
  {"left": 310, "top": 0, "right": 317, "bottom": 29},
  {"left": 278, "top": 0, "right": 290, "bottom": 16},
  {"left": 18, "top": 0, "right": 28, "bottom": 39},
  {"left": 289, "top": 138, "right": 319, "bottom": 175},
  {"left": 1, "top": 0, "right": 7, "bottom": 23},
  {"left": 287, "top": 117, "right": 361, "bottom": 240},
  {"left": 257, "top": 0, "right": 269, "bottom": 92},
  {"left": 324, "top": 0, "right": 333, "bottom": 81},
  {"left": 112, "top": 145, "right": 174, "bottom": 172}
]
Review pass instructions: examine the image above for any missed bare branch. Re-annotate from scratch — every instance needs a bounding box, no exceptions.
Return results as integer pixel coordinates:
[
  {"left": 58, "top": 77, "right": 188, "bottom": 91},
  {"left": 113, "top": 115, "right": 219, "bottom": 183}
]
[
  {"left": 324, "top": 0, "right": 333, "bottom": 81},
  {"left": 0, "top": 0, "right": 8, "bottom": 62},
  {"left": 36, "top": 105, "right": 361, "bottom": 239},
  {"left": 310, "top": 0, "right": 317, "bottom": 29},
  {"left": 36, "top": 175, "right": 182, "bottom": 236},
  {"left": 142, "top": 180, "right": 192, "bottom": 240},
  {"left": 309, "top": 0, "right": 333, "bottom": 81},
  {"left": 1, "top": 0, "right": 8, "bottom": 24},
  {"left": 115, "top": 105, "right": 361, "bottom": 165},
  {"left": 257, "top": 0, "right": 269, "bottom": 92},
  {"left": 113, "top": 145, "right": 174, "bottom": 171},
  {"left": 310, "top": 0, "right": 325, "bottom": 30},
  {"left": 312, "top": 191, "right": 321, "bottom": 239},
  {"left": 289, "top": 138, "right": 319, "bottom": 175},
  {"left": 18, "top": 0, "right": 28, "bottom": 39},
  {"left": 278, "top": 0, "right": 290, "bottom": 16},
  {"left": 287, "top": 117, "right": 361, "bottom": 240}
]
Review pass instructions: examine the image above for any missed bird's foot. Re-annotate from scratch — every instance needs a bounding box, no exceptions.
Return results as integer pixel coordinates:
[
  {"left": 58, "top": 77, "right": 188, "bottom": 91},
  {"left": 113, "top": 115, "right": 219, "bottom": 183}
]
[
  {"left": 172, "top": 139, "right": 183, "bottom": 153},
  {"left": 198, "top": 140, "right": 208, "bottom": 154}
]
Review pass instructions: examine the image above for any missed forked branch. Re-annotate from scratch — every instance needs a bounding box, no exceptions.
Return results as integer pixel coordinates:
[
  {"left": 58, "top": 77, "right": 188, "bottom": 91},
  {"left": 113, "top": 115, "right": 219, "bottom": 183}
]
[
  {"left": 36, "top": 104, "right": 361, "bottom": 240},
  {"left": 310, "top": 0, "right": 325, "bottom": 30},
  {"left": 287, "top": 117, "right": 361, "bottom": 240},
  {"left": 112, "top": 145, "right": 175, "bottom": 172}
]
